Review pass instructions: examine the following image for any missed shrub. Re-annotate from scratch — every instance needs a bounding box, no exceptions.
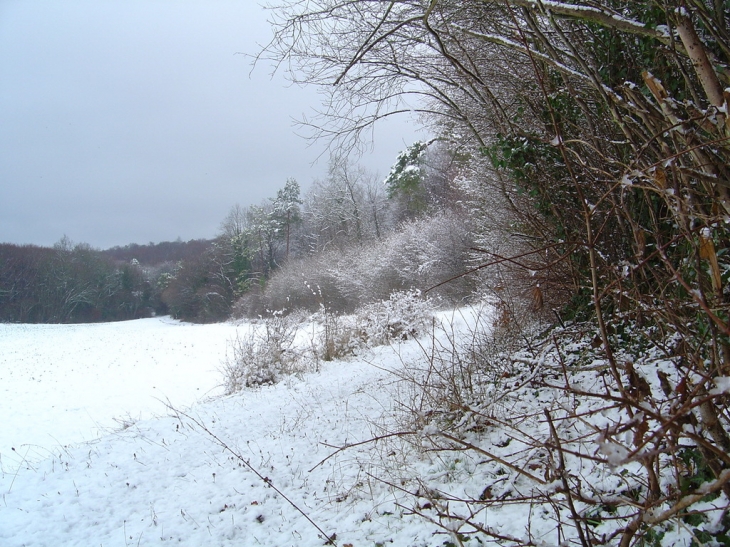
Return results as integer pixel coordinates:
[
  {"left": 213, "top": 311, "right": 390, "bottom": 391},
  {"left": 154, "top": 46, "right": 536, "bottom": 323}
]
[
  {"left": 222, "top": 312, "right": 315, "bottom": 392},
  {"left": 310, "top": 289, "right": 437, "bottom": 362},
  {"left": 353, "top": 289, "right": 436, "bottom": 346},
  {"left": 233, "top": 210, "right": 474, "bottom": 318},
  {"left": 360, "top": 305, "right": 730, "bottom": 547}
]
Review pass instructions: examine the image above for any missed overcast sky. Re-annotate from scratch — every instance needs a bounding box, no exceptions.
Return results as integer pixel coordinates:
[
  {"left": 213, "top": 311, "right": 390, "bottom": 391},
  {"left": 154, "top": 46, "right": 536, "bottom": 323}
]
[{"left": 0, "top": 1, "right": 421, "bottom": 250}]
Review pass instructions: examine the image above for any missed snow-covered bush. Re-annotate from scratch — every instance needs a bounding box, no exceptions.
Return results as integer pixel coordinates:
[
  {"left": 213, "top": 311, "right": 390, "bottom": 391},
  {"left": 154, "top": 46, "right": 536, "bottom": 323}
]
[
  {"left": 222, "top": 313, "right": 313, "bottom": 392},
  {"left": 310, "top": 289, "right": 437, "bottom": 361},
  {"left": 312, "top": 307, "right": 359, "bottom": 361},
  {"left": 236, "top": 210, "right": 474, "bottom": 317},
  {"left": 331, "top": 211, "right": 474, "bottom": 305},
  {"left": 233, "top": 255, "right": 348, "bottom": 317},
  {"left": 353, "top": 289, "right": 435, "bottom": 346},
  {"left": 228, "top": 290, "right": 435, "bottom": 389}
]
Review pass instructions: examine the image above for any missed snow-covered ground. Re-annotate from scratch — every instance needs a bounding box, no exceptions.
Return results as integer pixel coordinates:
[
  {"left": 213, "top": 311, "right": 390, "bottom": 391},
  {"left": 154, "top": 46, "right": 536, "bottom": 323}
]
[
  {"left": 0, "top": 318, "right": 240, "bottom": 474},
  {"left": 5, "top": 311, "right": 725, "bottom": 547},
  {"left": 0, "top": 313, "right": 475, "bottom": 547}
]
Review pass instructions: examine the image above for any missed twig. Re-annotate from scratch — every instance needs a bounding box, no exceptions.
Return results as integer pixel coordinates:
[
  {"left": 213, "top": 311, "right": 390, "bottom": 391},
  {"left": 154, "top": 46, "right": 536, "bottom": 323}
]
[
  {"left": 436, "top": 431, "right": 547, "bottom": 485},
  {"left": 310, "top": 431, "right": 416, "bottom": 472},
  {"left": 644, "top": 468, "right": 730, "bottom": 525},
  {"left": 544, "top": 409, "right": 592, "bottom": 547},
  {"left": 6, "top": 446, "right": 31, "bottom": 494},
  {"left": 167, "top": 405, "right": 338, "bottom": 547}
]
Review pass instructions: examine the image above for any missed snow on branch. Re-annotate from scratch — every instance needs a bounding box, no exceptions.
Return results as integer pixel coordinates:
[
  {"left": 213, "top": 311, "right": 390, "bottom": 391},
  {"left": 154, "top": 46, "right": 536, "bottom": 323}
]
[
  {"left": 507, "top": 0, "right": 671, "bottom": 44},
  {"left": 450, "top": 23, "right": 591, "bottom": 83}
]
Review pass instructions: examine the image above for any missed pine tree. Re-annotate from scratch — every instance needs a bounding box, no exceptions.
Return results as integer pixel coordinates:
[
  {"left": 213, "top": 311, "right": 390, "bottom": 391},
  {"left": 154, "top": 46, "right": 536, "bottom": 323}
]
[{"left": 271, "top": 178, "right": 303, "bottom": 261}]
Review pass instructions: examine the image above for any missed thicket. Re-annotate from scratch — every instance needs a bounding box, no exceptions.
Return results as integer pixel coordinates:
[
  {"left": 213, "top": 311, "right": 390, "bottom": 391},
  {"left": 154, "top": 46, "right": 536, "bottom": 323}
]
[
  {"left": 235, "top": 209, "right": 474, "bottom": 316},
  {"left": 258, "top": 1, "right": 730, "bottom": 545},
  {"left": 223, "top": 288, "right": 436, "bottom": 391},
  {"left": 225, "top": 150, "right": 477, "bottom": 318}
]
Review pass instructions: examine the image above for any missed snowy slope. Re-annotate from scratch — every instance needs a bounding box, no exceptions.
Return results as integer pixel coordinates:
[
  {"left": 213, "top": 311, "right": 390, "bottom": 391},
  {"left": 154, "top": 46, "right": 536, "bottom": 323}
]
[{"left": 7, "top": 310, "right": 724, "bottom": 547}]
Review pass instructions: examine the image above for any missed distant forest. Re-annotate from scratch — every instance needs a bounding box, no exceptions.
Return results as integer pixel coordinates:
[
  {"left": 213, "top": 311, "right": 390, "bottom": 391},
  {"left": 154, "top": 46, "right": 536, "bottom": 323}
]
[
  {"left": 101, "top": 239, "right": 211, "bottom": 266},
  {"left": 0, "top": 238, "right": 213, "bottom": 323},
  {"left": 0, "top": 149, "right": 478, "bottom": 324}
]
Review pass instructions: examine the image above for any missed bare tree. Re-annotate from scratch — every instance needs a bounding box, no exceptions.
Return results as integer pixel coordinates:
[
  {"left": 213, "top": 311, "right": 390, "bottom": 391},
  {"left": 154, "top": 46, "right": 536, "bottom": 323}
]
[{"left": 301, "top": 159, "right": 387, "bottom": 252}]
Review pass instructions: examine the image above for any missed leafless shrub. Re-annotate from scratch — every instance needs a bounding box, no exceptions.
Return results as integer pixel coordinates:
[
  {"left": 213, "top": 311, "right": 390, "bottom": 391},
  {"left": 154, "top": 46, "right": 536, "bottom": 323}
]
[
  {"left": 341, "top": 309, "right": 730, "bottom": 547},
  {"left": 312, "top": 289, "right": 437, "bottom": 362},
  {"left": 313, "top": 307, "right": 357, "bottom": 362},
  {"left": 294, "top": 296, "right": 727, "bottom": 546},
  {"left": 226, "top": 290, "right": 437, "bottom": 390},
  {"left": 222, "top": 312, "right": 315, "bottom": 392},
  {"left": 355, "top": 289, "right": 437, "bottom": 345}
]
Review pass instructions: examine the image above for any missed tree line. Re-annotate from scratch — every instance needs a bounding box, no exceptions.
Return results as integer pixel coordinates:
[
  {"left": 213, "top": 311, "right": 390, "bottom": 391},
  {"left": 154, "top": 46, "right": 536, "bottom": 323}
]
[
  {"left": 194, "top": 150, "right": 475, "bottom": 320},
  {"left": 0, "top": 146, "right": 474, "bottom": 324},
  {"left": 0, "top": 238, "right": 213, "bottom": 323}
]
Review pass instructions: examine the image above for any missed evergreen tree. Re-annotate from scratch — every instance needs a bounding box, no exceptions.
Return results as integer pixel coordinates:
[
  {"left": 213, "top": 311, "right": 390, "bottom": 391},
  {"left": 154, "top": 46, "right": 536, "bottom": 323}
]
[
  {"left": 384, "top": 142, "right": 428, "bottom": 218},
  {"left": 271, "top": 178, "right": 303, "bottom": 260}
]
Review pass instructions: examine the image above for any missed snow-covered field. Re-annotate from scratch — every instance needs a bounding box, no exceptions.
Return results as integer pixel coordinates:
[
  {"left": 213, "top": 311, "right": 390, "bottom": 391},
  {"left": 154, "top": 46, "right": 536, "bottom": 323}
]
[
  {"left": 7, "top": 310, "right": 726, "bottom": 547},
  {"left": 0, "top": 318, "right": 240, "bottom": 473},
  {"left": 0, "top": 314, "right": 471, "bottom": 547}
]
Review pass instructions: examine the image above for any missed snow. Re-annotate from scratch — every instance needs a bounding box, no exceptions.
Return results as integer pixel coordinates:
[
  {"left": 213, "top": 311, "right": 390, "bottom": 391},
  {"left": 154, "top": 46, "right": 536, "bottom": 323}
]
[
  {"left": 2, "top": 311, "right": 727, "bottom": 546},
  {"left": 0, "top": 313, "right": 489, "bottom": 547},
  {"left": 711, "top": 376, "right": 730, "bottom": 395},
  {"left": 0, "top": 318, "right": 239, "bottom": 473}
]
